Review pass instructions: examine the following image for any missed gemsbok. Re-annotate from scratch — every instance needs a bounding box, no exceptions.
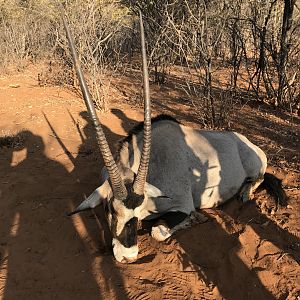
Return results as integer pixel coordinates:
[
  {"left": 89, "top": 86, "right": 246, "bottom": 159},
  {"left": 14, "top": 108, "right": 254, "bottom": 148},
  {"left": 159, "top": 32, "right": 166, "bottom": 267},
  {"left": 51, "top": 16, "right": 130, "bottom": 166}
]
[{"left": 62, "top": 10, "right": 287, "bottom": 263}]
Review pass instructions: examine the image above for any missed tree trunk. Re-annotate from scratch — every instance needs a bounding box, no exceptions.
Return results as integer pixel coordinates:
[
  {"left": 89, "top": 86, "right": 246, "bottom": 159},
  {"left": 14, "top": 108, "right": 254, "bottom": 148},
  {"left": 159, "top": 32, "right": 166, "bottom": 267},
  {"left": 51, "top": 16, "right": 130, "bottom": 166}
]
[{"left": 277, "top": 0, "right": 296, "bottom": 105}]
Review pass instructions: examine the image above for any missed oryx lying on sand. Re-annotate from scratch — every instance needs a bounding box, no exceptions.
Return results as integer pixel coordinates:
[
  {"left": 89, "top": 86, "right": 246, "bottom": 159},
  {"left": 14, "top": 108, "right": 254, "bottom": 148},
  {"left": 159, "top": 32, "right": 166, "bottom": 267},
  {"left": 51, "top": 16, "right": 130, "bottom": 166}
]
[{"left": 62, "top": 11, "right": 287, "bottom": 263}]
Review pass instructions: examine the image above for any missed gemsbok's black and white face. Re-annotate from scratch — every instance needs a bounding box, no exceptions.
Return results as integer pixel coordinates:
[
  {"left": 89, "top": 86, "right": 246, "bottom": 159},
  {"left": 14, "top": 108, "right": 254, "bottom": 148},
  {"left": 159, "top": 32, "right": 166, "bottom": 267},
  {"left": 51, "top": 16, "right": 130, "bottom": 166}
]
[{"left": 105, "top": 185, "right": 144, "bottom": 263}]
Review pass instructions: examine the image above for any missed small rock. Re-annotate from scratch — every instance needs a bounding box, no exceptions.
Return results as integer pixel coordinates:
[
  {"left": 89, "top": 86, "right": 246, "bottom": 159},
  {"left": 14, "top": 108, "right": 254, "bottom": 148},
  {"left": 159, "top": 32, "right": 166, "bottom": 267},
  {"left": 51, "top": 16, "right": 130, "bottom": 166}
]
[{"left": 9, "top": 84, "right": 20, "bottom": 88}]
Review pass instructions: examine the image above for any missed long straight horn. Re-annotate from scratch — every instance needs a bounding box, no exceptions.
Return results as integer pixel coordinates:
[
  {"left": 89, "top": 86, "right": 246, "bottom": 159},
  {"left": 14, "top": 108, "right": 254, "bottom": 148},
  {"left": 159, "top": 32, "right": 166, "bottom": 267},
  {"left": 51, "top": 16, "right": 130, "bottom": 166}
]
[
  {"left": 60, "top": 9, "right": 127, "bottom": 200},
  {"left": 133, "top": 11, "right": 151, "bottom": 195}
]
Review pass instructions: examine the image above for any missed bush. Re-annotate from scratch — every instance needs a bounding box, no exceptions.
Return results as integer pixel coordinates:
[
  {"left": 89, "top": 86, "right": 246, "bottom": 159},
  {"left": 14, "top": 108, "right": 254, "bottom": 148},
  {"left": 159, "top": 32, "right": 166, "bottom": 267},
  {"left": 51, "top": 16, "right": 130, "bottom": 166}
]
[{"left": 1, "top": 0, "right": 299, "bottom": 117}]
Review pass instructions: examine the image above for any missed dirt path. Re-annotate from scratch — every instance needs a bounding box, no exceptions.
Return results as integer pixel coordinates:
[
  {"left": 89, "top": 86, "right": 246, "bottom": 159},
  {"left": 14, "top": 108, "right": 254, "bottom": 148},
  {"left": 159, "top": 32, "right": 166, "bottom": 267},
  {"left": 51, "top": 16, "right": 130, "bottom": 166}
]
[{"left": 0, "top": 68, "right": 299, "bottom": 299}]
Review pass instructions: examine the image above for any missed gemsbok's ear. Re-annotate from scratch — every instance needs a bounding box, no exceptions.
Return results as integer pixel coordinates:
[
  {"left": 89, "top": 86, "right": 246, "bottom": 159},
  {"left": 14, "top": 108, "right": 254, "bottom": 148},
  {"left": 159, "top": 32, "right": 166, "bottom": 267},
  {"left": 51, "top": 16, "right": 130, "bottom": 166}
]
[
  {"left": 68, "top": 180, "right": 112, "bottom": 216},
  {"left": 144, "top": 182, "right": 166, "bottom": 198}
]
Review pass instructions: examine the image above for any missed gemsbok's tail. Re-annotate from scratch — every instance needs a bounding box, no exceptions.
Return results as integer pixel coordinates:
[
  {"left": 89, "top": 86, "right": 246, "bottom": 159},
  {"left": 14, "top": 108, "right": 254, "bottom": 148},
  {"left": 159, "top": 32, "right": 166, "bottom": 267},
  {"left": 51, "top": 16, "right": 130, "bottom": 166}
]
[{"left": 260, "top": 173, "right": 288, "bottom": 207}]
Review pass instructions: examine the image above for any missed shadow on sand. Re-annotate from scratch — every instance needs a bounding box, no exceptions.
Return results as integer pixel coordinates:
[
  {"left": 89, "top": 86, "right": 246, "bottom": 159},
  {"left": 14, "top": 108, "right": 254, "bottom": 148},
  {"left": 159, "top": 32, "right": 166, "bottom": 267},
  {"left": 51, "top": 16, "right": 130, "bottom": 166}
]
[{"left": 0, "top": 109, "right": 137, "bottom": 299}]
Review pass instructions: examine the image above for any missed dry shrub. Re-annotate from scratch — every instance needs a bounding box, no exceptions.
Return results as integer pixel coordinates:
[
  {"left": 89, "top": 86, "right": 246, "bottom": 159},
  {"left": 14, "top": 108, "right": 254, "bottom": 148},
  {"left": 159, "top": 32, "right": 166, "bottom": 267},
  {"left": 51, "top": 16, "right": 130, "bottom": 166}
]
[
  {"left": 1, "top": 0, "right": 299, "bottom": 116},
  {"left": 124, "top": 0, "right": 300, "bottom": 124},
  {"left": 56, "top": 1, "right": 132, "bottom": 110},
  {"left": 37, "top": 57, "right": 74, "bottom": 87},
  {"left": 0, "top": 0, "right": 57, "bottom": 72},
  {"left": 0, "top": 0, "right": 132, "bottom": 110},
  {"left": 0, "top": 130, "right": 25, "bottom": 149}
]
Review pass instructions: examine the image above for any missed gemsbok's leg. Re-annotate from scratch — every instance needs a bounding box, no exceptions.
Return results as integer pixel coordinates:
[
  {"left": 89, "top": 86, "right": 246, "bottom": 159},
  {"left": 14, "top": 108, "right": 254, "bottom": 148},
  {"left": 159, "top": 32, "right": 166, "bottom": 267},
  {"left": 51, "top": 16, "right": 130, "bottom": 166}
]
[{"left": 151, "top": 210, "right": 208, "bottom": 242}]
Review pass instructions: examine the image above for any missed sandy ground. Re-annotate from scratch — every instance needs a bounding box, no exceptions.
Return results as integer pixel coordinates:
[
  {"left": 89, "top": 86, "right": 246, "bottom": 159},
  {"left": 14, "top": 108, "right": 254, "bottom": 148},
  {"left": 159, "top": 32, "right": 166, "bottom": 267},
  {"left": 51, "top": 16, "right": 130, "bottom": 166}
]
[{"left": 0, "top": 67, "right": 299, "bottom": 300}]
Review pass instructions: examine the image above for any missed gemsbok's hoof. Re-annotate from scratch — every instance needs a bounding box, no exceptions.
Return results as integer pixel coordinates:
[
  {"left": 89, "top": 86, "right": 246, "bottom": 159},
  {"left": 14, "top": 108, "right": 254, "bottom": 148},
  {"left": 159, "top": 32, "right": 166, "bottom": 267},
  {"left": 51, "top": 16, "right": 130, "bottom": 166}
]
[{"left": 151, "top": 224, "right": 172, "bottom": 242}]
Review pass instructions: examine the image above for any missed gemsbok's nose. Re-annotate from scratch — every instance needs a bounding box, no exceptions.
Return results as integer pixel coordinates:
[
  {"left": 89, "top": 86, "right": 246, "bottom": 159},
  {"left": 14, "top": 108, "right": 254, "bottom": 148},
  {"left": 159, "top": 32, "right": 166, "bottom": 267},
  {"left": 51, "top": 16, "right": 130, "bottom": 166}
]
[{"left": 120, "top": 256, "right": 138, "bottom": 264}]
